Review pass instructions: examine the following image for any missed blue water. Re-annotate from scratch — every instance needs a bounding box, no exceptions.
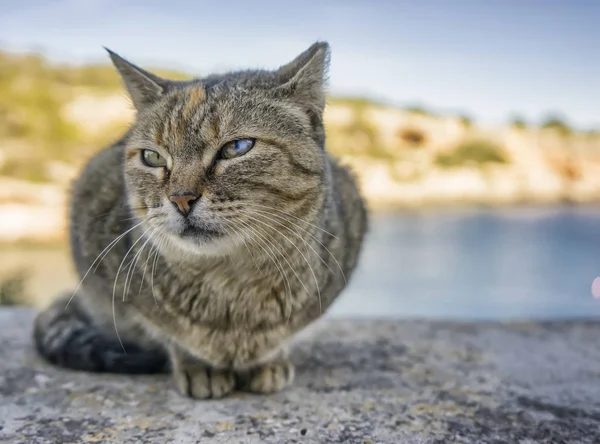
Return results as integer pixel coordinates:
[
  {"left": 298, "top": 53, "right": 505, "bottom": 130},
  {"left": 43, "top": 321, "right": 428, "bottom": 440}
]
[{"left": 329, "top": 205, "right": 600, "bottom": 321}]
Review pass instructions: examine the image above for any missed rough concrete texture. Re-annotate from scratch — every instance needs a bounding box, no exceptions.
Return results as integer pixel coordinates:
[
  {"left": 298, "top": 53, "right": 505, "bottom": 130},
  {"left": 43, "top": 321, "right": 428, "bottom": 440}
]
[{"left": 1, "top": 308, "right": 600, "bottom": 444}]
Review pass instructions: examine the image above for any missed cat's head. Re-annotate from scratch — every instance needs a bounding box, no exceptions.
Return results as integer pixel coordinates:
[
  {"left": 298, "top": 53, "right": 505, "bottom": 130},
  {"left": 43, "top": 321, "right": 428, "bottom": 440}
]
[{"left": 108, "top": 42, "right": 330, "bottom": 255}]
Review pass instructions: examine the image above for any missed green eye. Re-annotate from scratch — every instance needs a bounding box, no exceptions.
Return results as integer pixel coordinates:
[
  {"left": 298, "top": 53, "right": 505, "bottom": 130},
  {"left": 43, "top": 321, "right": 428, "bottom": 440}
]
[
  {"left": 141, "top": 149, "right": 167, "bottom": 168},
  {"left": 220, "top": 138, "right": 256, "bottom": 160}
]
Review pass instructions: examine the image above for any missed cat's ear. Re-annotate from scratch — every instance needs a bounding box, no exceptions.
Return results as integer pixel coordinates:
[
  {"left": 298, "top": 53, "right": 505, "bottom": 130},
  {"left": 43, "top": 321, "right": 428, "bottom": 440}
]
[
  {"left": 275, "top": 41, "right": 330, "bottom": 116},
  {"left": 105, "top": 48, "right": 169, "bottom": 111}
]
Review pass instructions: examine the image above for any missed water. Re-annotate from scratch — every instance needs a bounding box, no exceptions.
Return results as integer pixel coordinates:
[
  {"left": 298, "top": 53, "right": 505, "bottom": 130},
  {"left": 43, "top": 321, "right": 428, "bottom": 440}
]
[
  {"left": 329, "top": 205, "right": 600, "bottom": 320},
  {"left": 3, "top": 206, "right": 600, "bottom": 321}
]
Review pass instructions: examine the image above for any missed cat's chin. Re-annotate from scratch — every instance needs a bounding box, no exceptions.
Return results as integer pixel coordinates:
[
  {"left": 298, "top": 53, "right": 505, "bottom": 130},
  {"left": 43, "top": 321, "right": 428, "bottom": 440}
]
[
  {"left": 180, "top": 225, "right": 225, "bottom": 242},
  {"left": 163, "top": 229, "right": 236, "bottom": 258}
]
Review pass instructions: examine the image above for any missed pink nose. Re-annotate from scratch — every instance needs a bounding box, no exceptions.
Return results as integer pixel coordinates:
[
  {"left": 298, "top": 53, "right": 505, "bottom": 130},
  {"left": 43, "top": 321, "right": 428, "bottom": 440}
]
[{"left": 169, "top": 193, "right": 197, "bottom": 216}]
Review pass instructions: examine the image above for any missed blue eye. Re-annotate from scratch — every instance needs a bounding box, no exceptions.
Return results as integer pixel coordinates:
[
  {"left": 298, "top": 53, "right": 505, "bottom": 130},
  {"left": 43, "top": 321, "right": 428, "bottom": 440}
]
[{"left": 220, "top": 138, "right": 256, "bottom": 160}]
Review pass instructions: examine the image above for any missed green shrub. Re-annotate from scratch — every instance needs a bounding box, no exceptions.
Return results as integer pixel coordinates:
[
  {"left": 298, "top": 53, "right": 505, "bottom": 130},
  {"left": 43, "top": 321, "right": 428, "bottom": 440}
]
[
  {"left": 458, "top": 114, "right": 473, "bottom": 127},
  {"left": 510, "top": 116, "right": 527, "bottom": 129},
  {"left": 328, "top": 106, "right": 394, "bottom": 159},
  {"left": 405, "top": 105, "right": 433, "bottom": 116},
  {"left": 0, "top": 271, "right": 28, "bottom": 306},
  {"left": 435, "top": 139, "right": 508, "bottom": 168},
  {"left": 541, "top": 115, "right": 572, "bottom": 136}
]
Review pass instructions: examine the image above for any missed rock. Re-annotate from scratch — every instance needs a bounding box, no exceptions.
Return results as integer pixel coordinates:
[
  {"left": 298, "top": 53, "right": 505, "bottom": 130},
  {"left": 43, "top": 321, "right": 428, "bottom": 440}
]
[{"left": 1, "top": 308, "right": 600, "bottom": 443}]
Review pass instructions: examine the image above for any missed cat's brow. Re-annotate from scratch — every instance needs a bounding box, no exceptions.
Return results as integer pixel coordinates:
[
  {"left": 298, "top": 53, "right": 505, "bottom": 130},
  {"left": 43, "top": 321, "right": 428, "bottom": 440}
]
[{"left": 183, "top": 84, "right": 206, "bottom": 120}]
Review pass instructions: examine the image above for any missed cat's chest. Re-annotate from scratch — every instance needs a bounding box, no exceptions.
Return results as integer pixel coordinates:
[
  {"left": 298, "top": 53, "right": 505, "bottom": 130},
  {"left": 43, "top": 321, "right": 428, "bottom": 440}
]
[
  {"left": 152, "top": 264, "right": 291, "bottom": 328},
  {"left": 138, "top": 270, "right": 292, "bottom": 368},
  {"left": 133, "top": 257, "right": 300, "bottom": 367}
]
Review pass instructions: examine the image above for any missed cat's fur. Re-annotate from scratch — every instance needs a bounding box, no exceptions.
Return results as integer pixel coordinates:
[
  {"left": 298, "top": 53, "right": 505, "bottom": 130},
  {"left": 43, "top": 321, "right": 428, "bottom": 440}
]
[{"left": 33, "top": 42, "right": 368, "bottom": 398}]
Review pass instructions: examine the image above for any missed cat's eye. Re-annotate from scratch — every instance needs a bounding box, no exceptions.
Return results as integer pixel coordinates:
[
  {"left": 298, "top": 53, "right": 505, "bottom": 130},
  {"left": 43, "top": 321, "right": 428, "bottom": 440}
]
[
  {"left": 220, "top": 138, "right": 256, "bottom": 160},
  {"left": 141, "top": 149, "right": 167, "bottom": 168}
]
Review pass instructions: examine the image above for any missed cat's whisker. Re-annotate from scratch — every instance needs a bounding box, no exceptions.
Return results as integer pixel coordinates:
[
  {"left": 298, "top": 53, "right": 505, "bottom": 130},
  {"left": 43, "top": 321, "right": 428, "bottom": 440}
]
[
  {"left": 222, "top": 221, "right": 263, "bottom": 276},
  {"left": 243, "top": 202, "right": 338, "bottom": 239},
  {"left": 235, "top": 219, "right": 290, "bottom": 289},
  {"left": 139, "top": 237, "right": 160, "bottom": 300},
  {"left": 93, "top": 215, "right": 157, "bottom": 274},
  {"left": 243, "top": 207, "right": 346, "bottom": 283},
  {"left": 235, "top": 219, "right": 293, "bottom": 315},
  {"left": 235, "top": 219, "right": 301, "bottom": 325},
  {"left": 123, "top": 228, "right": 157, "bottom": 302},
  {"left": 111, "top": 226, "right": 153, "bottom": 353},
  {"left": 150, "top": 233, "right": 165, "bottom": 306},
  {"left": 66, "top": 219, "right": 147, "bottom": 310},
  {"left": 239, "top": 214, "right": 321, "bottom": 315},
  {"left": 240, "top": 209, "right": 332, "bottom": 271},
  {"left": 236, "top": 217, "right": 310, "bottom": 297},
  {"left": 239, "top": 212, "right": 322, "bottom": 310}
]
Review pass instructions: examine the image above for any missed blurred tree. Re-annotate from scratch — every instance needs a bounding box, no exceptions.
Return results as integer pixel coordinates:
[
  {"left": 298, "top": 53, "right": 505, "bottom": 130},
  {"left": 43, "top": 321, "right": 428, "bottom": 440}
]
[
  {"left": 509, "top": 115, "right": 527, "bottom": 129},
  {"left": 435, "top": 139, "right": 508, "bottom": 168},
  {"left": 541, "top": 114, "right": 572, "bottom": 136}
]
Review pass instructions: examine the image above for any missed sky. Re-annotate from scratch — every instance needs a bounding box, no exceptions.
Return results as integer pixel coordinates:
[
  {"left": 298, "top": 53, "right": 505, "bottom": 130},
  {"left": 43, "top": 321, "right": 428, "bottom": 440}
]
[{"left": 0, "top": 0, "right": 598, "bottom": 129}]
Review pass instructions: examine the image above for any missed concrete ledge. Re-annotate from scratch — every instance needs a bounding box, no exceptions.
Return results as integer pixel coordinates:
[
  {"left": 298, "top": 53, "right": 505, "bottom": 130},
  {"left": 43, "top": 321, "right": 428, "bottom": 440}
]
[{"left": 1, "top": 308, "right": 600, "bottom": 443}]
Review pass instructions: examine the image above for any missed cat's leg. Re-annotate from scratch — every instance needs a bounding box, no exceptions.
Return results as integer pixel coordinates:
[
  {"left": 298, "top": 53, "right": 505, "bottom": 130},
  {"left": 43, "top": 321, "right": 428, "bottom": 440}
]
[
  {"left": 169, "top": 344, "right": 235, "bottom": 399},
  {"left": 242, "top": 350, "right": 295, "bottom": 394}
]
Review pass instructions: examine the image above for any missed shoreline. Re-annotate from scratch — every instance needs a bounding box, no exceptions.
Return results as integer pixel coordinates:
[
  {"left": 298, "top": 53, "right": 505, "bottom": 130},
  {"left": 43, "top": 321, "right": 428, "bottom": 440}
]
[{"left": 1, "top": 198, "right": 600, "bottom": 244}]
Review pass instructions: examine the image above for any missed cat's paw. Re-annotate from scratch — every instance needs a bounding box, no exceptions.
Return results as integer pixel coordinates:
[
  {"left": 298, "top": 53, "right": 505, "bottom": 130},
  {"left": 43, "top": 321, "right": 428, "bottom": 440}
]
[
  {"left": 247, "top": 360, "right": 295, "bottom": 394},
  {"left": 173, "top": 364, "right": 235, "bottom": 399}
]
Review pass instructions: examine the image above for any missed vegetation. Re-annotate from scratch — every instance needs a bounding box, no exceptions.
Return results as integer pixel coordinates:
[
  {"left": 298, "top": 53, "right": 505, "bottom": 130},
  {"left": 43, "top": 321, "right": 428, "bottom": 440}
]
[
  {"left": 397, "top": 127, "right": 427, "bottom": 147},
  {"left": 458, "top": 114, "right": 473, "bottom": 127},
  {"left": 435, "top": 139, "right": 508, "bottom": 168},
  {"left": 328, "top": 106, "right": 394, "bottom": 160},
  {"left": 0, "top": 49, "right": 595, "bottom": 186},
  {"left": 329, "top": 96, "right": 386, "bottom": 109},
  {"left": 510, "top": 116, "right": 527, "bottom": 129},
  {"left": 541, "top": 115, "right": 572, "bottom": 136},
  {"left": 0, "top": 271, "right": 28, "bottom": 306},
  {"left": 404, "top": 105, "right": 434, "bottom": 116},
  {"left": 0, "top": 50, "right": 189, "bottom": 182}
]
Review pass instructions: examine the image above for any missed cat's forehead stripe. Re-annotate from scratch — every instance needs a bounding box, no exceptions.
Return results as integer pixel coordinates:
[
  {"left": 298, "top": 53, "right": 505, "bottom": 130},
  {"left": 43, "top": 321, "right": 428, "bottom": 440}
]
[{"left": 183, "top": 84, "right": 207, "bottom": 120}]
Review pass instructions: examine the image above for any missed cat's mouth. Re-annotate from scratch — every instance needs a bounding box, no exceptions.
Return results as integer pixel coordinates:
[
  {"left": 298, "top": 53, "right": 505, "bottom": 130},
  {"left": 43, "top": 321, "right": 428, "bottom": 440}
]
[{"left": 179, "top": 223, "right": 224, "bottom": 240}]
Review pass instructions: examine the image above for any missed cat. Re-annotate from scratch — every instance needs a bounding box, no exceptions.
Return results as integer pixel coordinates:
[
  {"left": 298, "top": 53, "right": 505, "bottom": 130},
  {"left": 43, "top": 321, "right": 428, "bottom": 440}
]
[{"left": 33, "top": 41, "right": 368, "bottom": 399}]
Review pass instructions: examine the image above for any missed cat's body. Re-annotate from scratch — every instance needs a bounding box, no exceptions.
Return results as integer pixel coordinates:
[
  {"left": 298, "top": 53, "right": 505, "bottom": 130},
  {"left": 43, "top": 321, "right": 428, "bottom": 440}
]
[{"left": 33, "top": 42, "right": 367, "bottom": 398}]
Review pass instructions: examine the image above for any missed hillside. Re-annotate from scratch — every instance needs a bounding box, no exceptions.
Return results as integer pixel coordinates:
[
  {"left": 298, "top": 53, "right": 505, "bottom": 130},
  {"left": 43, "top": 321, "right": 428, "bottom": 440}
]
[{"left": 1, "top": 49, "right": 600, "bottom": 241}]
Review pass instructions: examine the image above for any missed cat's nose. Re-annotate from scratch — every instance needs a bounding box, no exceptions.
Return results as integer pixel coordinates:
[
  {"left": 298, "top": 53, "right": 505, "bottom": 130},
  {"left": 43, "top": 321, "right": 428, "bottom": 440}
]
[{"left": 169, "top": 192, "right": 198, "bottom": 216}]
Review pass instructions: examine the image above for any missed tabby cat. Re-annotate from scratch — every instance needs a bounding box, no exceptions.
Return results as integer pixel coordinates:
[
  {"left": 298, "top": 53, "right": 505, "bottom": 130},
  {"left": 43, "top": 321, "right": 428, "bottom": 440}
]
[{"left": 33, "top": 41, "right": 368, "bottom": 398}]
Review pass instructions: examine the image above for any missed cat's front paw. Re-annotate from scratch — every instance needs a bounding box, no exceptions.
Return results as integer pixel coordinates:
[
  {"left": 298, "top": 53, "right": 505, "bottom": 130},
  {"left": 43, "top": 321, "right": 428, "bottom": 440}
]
[
  {"left": 173, "top": 364, "right": 235, "bottom": 399},
  {"left": 247, "top": 360, "right": 295, "bottom": 394}
]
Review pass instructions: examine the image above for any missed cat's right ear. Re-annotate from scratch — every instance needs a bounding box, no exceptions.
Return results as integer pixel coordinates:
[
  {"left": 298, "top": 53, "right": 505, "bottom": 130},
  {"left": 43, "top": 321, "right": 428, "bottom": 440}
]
[{"left": 104, "top": 48, "right": 168, "bottom": 111}]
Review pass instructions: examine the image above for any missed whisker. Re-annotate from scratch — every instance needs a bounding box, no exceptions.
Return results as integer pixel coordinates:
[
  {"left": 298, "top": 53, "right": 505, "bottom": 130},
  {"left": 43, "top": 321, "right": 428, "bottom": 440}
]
[
  {"left": 111, "top": 226, "right": 152, "bottom": 353},
  {"left": 239, "top": 213, "right": 323, "bottom": 314},
  {"left": 244, "top": 207, "right": 346, "bottom": 283},
  {"left": 243, "top": 202, "right": 338, "bottom": 239},
  {"left": 139, "top": 238, "right": 160, "bottom": 304},
  {"left": 234, "top": 219, "right": 293, "bottom": 314},
  {"left": 240, "top": 209, "right": 331, "bottom": 272},
  {"left": 236, "top": 217, "right": 310, "bottom": 297},
  {"left": 222, "top": 222, "right": 263, "bottom": 276},
  {"left": 235, "top": 219, "right": 305, "bottom": 325},
  {"left": 123, "top": 228, "right": 156, "bottom": 302},
  {"left": 66, "top": 219, "right": 146, "bottom": 309},
  {"left": 93, "top": 216, "right": 157, "bottom": 274},
  {"left": 150, "top": 233, "right": 165, "bottom": 306}
]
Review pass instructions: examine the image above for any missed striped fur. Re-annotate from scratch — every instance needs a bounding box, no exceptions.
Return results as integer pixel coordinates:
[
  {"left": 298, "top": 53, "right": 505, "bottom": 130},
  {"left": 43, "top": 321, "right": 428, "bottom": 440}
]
[{"left": 34, "top": 294, "right": 167, "bottom": 374}]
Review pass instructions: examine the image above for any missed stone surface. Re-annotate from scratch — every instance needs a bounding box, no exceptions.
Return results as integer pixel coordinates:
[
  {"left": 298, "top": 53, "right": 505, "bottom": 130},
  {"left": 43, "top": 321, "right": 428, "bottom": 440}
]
[{"left": 1, "top": 308, "right": 600, "bottom": 443}]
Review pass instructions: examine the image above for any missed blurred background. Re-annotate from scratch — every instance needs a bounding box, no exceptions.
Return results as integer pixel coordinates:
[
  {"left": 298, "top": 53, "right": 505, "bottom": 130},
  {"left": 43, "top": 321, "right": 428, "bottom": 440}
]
[{"left": 0, "top": 0, "right": 599, "bottom": 320}]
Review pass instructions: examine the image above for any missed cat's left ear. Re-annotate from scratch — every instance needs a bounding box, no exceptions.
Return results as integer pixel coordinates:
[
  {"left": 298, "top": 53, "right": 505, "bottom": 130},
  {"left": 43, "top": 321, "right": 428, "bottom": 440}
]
[
  {"left": 105, "top": 48, "right": 169, "bottom": 111},
  {"left": 275, "top": 41, "right": 330, "bottom": 116}
]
